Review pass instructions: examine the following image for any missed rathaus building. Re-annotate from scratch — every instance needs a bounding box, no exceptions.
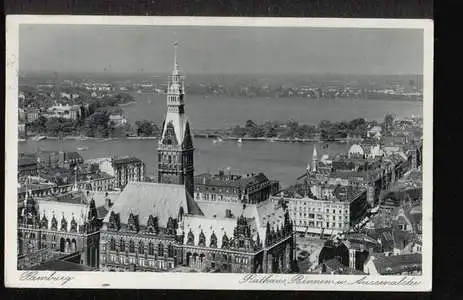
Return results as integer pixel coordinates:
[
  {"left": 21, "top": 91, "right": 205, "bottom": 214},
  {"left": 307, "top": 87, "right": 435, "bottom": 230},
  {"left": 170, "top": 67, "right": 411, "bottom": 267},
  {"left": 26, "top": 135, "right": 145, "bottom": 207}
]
[{"left": 98, "top": 46, "right": 296, "bottom": 273}]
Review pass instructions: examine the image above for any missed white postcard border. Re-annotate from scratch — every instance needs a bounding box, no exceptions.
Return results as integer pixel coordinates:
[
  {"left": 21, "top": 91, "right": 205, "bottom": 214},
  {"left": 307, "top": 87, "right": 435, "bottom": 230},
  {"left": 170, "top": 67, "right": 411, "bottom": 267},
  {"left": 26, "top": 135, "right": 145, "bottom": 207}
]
[{"left": 5, "top": 15, "right": 433, "bottom": 291}]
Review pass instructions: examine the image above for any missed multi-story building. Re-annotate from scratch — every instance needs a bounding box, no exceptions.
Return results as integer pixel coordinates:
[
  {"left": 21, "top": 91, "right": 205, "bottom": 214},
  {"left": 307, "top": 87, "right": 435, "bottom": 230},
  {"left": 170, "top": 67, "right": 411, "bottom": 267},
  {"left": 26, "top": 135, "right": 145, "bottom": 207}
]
[
  {"left": 20, "top": 151, "right": 84, "bottom": 170},
  {"left": 99, "top": 181, "right": 295, "bottom": 273},
  {"left": 112, "top": 157, "right": 145, "bottom": 189},
  {"left": 18, "top": 158, "right": 38, "bottom": 177},
  {"left": 98, "top": 45, "right": 296, "bottom": 274},
  {"left": 109, "top": 114, "right": 128, "bottom": 127},
  {"left": 46, "top": 104, "right": 81, "bottom": 120},
  {"left": 24, "top": 108, "right": 40, "bottom": 123},
  {"left": 194, "top": 171, "right": 280, "bottom": 204},
  {"left": 274, "top": 187, "right": 369, "bottom": 237},
  {"left": 17, "top": 189, "right": 104, "bottom": 270}
]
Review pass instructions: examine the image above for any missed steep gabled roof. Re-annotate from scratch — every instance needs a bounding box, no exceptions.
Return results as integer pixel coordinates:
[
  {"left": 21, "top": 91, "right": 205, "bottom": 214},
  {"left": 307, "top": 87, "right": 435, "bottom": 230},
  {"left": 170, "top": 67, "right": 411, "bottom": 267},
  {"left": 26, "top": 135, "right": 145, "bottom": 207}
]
[{"left": 103, "top": 182, "right": 203, "bottom": 227}]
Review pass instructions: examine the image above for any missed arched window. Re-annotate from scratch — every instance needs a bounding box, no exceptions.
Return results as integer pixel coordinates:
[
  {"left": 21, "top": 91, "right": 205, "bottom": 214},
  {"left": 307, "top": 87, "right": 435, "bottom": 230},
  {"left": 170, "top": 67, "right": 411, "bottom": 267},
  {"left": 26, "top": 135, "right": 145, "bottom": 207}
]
[
  {"left": 167, "top": 244, "right": 174, "bottom": 257},
  {"left": 120, "top": 239, "right": 125, "bottom": 252},
  {"left": 139, "top": 241, "right": 144, "bottom": 254},
  {"left": 110, "top": 238, "right": 116, "bottom": 251},
  {"left": 198, "top": 230, "right": 206, "bottom": 247},
  {"left": 148, "top": 242, "right": 155, "bottom": 256},
  {"left": 221, "top": 233, "right": 229, "bottom": 249},
  {"left": 129, "top": 240, "right": 135, "bottom": 253},
  {"left": 210, "top": 232, "right": 217, "bottom": 248},
  {"left": 187, "top": 230, "right": 195, "bottom": 245},
  {"left": 158, "top": 243, "right": 164, "bottom": 256}
]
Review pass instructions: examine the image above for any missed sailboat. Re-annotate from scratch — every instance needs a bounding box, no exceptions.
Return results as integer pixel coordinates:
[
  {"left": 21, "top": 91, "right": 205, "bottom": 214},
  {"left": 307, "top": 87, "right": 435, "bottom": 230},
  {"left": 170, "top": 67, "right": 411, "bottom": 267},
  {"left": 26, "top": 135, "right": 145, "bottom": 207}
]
[{"left": 237, "top": 138, "right": 242, "bottom": 144}]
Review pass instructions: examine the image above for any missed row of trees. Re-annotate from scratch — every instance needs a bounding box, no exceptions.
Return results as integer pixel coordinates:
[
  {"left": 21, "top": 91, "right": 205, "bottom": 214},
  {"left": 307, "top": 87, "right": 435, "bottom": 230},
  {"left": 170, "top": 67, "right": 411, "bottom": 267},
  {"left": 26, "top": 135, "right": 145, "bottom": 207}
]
[
  {"left": 229, "top": 118, "right": 372, "bottom": 140},
  {"left": 25, "top": 93, "right": 148, "bottom": 138}
]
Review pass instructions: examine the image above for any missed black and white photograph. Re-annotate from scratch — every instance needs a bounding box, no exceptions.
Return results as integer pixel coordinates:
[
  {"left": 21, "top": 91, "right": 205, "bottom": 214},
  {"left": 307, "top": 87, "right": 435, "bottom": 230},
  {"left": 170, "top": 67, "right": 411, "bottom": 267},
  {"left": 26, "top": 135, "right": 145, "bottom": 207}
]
[{"left": 5, "top": 16, "right": 433, "bottom": 291}]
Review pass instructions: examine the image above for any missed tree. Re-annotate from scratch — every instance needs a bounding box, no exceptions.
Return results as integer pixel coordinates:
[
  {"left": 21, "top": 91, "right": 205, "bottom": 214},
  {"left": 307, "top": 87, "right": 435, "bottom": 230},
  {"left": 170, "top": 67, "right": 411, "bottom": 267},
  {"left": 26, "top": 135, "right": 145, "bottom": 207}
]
[
  {"left": 84, "top": 110, "right": 111, "bottom": 137},
  {"left": 45, "top": 117, "right": 61, "bottom": 136},
  {"left": 231, "top": 126, "right": 247, "bottom": 137},
  {"left": 29, "top": 116, "right": 48, "bottom": 133},
  {"left": 136, "top": 120, "right": 160, "bottom": 137},
  {"left": 319, "top": 120, "right": 332, "bottom": 130},
  {"left": 383, "top": 114, "right": 394, "bottom": 134},
  {"left": 263, "top": 126, "right": 278, "bottom": 138}
]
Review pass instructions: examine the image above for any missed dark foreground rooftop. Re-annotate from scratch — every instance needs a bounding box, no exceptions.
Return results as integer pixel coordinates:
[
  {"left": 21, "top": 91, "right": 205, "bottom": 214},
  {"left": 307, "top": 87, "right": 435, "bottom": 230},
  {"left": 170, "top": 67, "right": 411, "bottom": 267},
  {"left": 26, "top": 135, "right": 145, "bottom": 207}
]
[{"left": 29, "top": 260, "right": 95, "bottom": 271}]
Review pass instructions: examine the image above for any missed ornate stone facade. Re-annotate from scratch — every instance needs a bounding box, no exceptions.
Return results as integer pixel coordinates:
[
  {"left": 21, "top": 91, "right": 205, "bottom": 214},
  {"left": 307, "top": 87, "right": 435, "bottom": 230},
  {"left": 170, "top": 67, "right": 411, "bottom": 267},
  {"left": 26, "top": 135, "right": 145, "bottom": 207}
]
[
  {"left": 157, "top": 45, "right": 195, "bottom": 198},
  {"left": 17, "top": 191, "right": 102, "bottom": 269}
]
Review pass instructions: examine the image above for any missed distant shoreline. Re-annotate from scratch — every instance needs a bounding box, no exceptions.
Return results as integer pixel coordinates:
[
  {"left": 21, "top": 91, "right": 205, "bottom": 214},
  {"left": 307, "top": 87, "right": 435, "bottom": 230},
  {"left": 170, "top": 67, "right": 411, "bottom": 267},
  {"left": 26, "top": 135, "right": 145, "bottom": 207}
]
[{"left": 20, "top": 134, "right": 356, "bottom": 144}]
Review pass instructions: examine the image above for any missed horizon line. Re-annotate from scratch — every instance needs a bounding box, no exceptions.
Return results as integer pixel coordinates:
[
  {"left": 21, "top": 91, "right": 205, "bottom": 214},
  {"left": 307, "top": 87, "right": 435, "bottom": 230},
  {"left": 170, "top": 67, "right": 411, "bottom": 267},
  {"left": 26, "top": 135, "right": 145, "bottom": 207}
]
[{"left": 18, "top": 70, "right": 424, "bottom": 77}]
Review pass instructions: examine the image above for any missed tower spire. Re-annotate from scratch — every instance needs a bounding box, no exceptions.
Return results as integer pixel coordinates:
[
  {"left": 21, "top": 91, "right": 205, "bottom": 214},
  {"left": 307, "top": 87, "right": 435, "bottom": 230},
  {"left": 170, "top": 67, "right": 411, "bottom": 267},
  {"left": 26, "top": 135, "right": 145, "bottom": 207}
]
[
  {"left": 174, "top": 41, "right": 178, "bottom": 69},
  {"left": 312, "top": 144, "right": 318, "bottom": 172}
]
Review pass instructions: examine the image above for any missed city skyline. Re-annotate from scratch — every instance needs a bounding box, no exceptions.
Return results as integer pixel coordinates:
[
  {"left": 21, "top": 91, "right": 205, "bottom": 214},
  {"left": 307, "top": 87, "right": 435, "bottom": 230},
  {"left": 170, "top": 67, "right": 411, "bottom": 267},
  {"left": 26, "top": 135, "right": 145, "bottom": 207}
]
[
  {"left": 8, "top": 17, "right": 430, "bottom": 290},
  {"left": 19, "top": 25, "right": 424, "bottom": 75}
]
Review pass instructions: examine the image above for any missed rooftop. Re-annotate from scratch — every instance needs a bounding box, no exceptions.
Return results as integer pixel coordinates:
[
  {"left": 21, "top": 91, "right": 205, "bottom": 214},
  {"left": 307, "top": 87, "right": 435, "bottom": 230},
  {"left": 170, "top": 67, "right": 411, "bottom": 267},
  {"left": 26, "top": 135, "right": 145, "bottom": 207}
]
[
  {"left": 195, "top": 172, "right": 271, "bottom": 188},
  {"left": 103, "top": 182, "right": 203, "bottom": 227},
  {"left": 112, "top": 156, "right": 144, "bottom": 166},
  {"left": 30, "top": 259, "right": 95, "bottom": 271},
  {"left": 371, "top": 253, "right": 422, "bottom": 275}
]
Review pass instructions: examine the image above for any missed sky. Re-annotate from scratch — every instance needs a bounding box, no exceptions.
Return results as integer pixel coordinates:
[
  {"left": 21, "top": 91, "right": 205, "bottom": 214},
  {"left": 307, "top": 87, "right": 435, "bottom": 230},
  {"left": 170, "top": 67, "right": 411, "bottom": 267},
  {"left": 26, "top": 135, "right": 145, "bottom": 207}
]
[{"left": 19, "top": 24, "right": 424, "bottom": 75}]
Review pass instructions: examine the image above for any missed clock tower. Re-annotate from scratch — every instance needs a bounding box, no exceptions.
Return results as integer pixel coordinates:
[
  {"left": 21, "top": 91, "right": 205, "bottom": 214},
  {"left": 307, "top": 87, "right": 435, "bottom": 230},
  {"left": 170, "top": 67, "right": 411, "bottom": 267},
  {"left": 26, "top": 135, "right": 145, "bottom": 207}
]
[{"left": 157, "top": 43, "right": 195, "bottom": 198}]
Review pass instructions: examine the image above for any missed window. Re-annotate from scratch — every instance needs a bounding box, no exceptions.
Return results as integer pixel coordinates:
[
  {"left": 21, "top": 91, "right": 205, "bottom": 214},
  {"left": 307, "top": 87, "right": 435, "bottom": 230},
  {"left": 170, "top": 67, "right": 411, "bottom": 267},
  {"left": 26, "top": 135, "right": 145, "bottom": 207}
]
[
  {"left": 332, "top": 216, "right": 335, "bottom": 221},
  {"left": 129, "top": 240, "right": 135, "bottom": 253},
  {"left": 168, "top": 244, "right": 174, "bottom": 257},
  {"left": 139, "top": 258, "right": 145, "bottom": 266},
  {"left": 148, "top": 242, "right": 155, "bottom": 256},
  {"left": 139, "top": 241, "right": 144, "bottom": 254},
  {"left": 110, "top": 238, "right": 116, "bottom": 251},
  {"left": 120, "top": 239, "right": 125, "bottom": 252},
  {"left": 158, "top": 243, "right": 164, "bottom": 256}
]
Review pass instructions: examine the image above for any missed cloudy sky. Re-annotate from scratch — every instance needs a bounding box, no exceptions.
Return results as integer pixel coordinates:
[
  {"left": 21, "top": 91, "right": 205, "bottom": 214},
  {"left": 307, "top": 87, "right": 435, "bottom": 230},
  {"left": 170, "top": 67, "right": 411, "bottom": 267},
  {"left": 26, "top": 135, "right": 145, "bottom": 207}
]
[{"left": 19, "top": 24, "right": 423, "bottom": 75}]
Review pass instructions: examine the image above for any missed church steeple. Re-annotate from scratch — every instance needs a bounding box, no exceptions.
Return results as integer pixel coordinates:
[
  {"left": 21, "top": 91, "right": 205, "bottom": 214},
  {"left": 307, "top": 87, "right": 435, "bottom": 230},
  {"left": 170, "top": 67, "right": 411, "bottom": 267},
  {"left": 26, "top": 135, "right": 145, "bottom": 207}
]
[
  {"left": 157, "top": 43, "right": 195, "bottom": 198},
  {"left": 312, "top": 144, "right": 318, "bottom": 172}
]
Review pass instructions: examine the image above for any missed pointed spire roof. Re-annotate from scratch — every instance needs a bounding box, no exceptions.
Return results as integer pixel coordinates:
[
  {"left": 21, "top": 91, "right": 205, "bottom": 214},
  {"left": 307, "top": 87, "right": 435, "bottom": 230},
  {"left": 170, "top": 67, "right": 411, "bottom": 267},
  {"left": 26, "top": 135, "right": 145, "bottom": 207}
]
[{"left": 172, "top": 41, "right": 180, "bottom": 76}]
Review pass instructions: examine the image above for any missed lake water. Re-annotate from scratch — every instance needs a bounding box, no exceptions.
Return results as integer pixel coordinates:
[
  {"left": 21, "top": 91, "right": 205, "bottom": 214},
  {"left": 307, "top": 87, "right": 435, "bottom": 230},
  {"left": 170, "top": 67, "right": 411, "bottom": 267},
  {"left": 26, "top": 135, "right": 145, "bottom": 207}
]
[
  {"left": 123, "top": 93, "right": 423, "bottom": 130},
  {"left": 19, "top": 94, "right": 423, "bottom": 187}
]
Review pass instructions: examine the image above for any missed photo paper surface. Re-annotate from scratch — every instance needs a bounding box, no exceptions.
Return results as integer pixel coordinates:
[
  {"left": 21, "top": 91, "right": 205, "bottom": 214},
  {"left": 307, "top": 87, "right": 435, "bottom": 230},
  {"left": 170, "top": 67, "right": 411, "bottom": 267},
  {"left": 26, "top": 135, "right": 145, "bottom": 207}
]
[{"left": 5, "top": 16, "right": 433, "bottom": 291}]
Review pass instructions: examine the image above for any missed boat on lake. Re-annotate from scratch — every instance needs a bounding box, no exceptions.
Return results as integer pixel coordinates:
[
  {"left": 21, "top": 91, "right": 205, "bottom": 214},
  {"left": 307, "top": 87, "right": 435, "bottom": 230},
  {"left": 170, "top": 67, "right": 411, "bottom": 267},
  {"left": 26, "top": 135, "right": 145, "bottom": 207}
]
[
  {"left": 77, "top": 146, "right": 89, "bottom": 151},
  {"left": 237, "top": 138, "right": 243, "bottom": 144},
  {"left": 31, "top": 135, "right": 47, "bottom": 141}
]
